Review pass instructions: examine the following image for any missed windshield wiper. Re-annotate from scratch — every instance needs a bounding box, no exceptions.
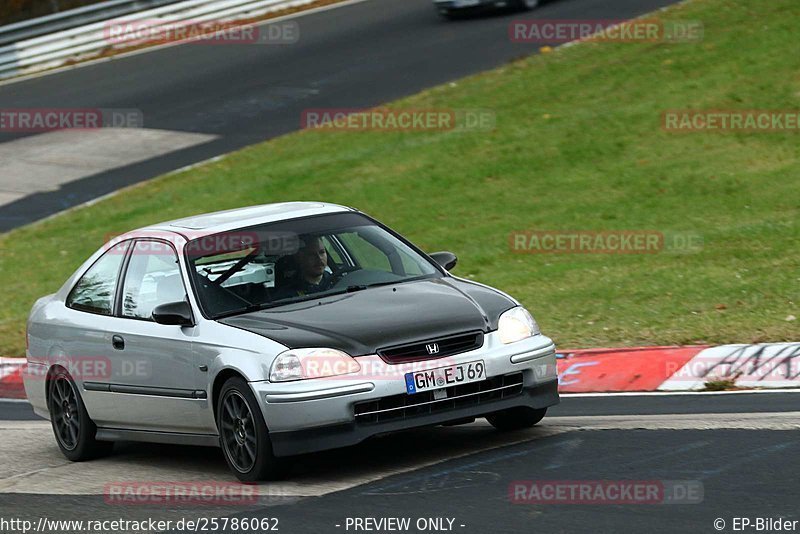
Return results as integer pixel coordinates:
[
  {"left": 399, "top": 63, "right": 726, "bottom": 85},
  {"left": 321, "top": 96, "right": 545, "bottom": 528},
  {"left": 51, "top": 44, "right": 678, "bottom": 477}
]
[
  {"left": 213, "top": 302, "right": 268, "bottom": 319},
  {"left": 340, "top": 276, "right": 433, "bottom": 295},
  {"left": 362, "top": 275, "right": 434, "bottom": 290},
  {"left": 346, "top": 285, "right": 368, "bottom": 293}
]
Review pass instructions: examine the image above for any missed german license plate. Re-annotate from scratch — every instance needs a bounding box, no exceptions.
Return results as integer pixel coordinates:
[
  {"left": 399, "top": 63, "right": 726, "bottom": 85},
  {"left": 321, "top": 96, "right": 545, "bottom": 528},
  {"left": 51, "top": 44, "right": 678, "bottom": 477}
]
[{"left": 405, "top": 360, "right": 486, "bottom": 394}]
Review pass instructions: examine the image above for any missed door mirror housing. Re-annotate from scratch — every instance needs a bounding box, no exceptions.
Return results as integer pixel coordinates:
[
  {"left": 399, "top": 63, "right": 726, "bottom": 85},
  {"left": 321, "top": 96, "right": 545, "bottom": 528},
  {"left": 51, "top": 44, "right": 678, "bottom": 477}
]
[
  {"left": 430, "top": 251, "right": 458, "bottom": 271},
  {"left": 152, "top": 300, "right": 195, "bottom": 327}
]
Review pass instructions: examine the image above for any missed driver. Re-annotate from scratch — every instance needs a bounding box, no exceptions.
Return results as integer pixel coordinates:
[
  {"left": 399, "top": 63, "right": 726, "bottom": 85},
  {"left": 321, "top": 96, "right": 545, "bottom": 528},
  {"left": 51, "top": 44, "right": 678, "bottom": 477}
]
[{"left": 281, "top": 235, "right": 334, "bottom": 297}]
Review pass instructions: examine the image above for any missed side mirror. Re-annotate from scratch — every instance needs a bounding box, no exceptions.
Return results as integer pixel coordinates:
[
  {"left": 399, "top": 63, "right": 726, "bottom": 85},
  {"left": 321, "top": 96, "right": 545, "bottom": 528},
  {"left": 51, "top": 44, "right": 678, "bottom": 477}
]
[
  {"left": 430, "top": 251, "right": 458, "bottom": 271},
  {"left": 152, "top": 300, "right": 195, "bottom": 327}
]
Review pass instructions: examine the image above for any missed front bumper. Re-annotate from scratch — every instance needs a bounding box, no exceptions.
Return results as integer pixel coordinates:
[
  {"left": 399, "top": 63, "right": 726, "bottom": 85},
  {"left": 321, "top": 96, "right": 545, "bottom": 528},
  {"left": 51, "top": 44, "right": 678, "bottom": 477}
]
[
  {"left": 270, "top": 379, "right": 557, "bottom": 456},
  {"left": 251, "top": 333, "right": 558, "bottom": 456}
]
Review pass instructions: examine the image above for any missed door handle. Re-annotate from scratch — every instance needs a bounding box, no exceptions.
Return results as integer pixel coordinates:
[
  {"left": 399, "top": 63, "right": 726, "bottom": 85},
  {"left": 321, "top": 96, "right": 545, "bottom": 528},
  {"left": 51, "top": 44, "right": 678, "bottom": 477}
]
[{"left": 112, "top": 335, "right": 125, "bottom": 350}]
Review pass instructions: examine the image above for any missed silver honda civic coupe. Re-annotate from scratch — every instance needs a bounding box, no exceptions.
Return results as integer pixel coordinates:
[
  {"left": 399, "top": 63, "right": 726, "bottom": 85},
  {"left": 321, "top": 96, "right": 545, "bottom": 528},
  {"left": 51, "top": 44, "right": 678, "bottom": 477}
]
[{"left": 25, "top": 202, "right": 559, "bottom": 481}]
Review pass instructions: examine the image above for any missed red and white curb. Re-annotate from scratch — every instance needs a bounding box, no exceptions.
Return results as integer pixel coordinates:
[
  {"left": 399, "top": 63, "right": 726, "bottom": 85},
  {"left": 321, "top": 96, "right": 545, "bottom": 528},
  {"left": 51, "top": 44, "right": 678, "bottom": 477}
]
[
  {"left": 557, "top": 342, "right": 800, "bottom": 393},
  {"left": 1, "top": 342, "right": 799, "bottom": 400},
  {"left": 0, "top": 357, "right": 26, "bottom": 399},
  {"left": 657, "top": 342, "right": 800, "bottom": 391}
]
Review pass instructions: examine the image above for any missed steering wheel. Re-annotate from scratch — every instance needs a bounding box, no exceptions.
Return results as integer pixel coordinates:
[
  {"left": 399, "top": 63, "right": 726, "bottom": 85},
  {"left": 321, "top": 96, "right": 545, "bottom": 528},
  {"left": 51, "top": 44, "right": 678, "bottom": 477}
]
[{"left": 329, "top": 265, "right": 360, "bottom": 286}]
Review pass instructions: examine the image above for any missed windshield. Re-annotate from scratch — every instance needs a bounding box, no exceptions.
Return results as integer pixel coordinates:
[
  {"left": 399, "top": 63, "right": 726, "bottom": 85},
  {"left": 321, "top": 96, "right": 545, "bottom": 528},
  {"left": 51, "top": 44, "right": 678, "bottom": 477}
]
[{"left": 185, "top": 212, "right": 441, "bottom": 319}]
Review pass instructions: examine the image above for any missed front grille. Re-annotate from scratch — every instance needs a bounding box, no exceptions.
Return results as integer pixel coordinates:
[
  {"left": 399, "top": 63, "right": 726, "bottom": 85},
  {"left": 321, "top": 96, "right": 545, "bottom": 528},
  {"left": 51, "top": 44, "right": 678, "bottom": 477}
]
[
  {"left": 354, "top": 372, "right": 523, "bottom": 425},
  {"left": 377, "top": 331, "right": 484, "bottom": 364}
]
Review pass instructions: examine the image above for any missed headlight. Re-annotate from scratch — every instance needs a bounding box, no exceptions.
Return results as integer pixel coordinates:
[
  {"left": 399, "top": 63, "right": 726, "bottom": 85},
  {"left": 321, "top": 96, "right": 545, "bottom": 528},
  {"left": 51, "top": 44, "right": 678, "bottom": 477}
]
[
  {"left": 269, "top": 348, "right": 361, "bottom": 382},
  {"left": 498, "top": 306, "right": 540, "bottom": 344}
]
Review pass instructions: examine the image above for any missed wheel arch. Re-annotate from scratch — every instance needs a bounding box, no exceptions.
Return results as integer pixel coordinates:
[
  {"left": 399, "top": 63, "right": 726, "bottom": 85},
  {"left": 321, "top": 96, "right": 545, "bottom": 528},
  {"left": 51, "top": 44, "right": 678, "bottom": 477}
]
[
  {"left": 44, "top": 364, "right": 69, "bottom": 406},
  {"left": 211, "top": 368, "right": 248, "bottom": 424}
]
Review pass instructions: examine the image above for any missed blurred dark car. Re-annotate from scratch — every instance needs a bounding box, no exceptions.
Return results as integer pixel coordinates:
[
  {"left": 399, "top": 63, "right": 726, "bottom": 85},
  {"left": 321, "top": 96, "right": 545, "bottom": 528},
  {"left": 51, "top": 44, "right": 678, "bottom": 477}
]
[{"left": 434, "top": 0, "right": 539, "bottom": 19}]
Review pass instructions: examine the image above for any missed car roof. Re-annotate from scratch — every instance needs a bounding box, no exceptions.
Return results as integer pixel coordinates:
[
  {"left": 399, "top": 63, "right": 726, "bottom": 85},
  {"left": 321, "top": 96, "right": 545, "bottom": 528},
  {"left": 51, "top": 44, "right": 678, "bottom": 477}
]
[{"left": 140, "top": 202, "right": 356, "bottom": 236}]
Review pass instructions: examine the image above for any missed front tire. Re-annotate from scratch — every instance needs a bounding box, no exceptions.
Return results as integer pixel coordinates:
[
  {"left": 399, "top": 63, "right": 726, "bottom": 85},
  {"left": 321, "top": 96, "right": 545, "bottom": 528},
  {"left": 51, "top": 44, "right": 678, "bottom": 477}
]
[
  {"left": 487, "top": 407, "right": 547, "bottom": 431},
  {"left": 217, "top": 377, "right": 282, "bottom": 481},
  {"left": 48, "top": 371, "right": 113, "bottom": 461}
]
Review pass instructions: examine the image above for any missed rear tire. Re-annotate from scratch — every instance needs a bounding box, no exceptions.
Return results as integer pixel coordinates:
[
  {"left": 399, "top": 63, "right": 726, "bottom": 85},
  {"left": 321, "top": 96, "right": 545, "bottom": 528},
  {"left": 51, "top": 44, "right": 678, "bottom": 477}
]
[
  {"left": 217, "top": 377, "right": 283, "bottom": 481},
  {"left": 487, "top": 407, "right": 547, "bottom": 431},
  {"left": 48, "top": 370, "right": 113, "bottom": 461}
]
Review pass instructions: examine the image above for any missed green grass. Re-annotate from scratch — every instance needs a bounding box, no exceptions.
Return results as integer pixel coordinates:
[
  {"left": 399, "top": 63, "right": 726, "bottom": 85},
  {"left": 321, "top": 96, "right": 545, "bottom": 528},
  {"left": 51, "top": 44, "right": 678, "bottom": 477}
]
[
  {"left": 1, "top": 0, "right": 798, "bottom": 357},
  {"left": 703, "top": 376, "right": 742, "bottom": 392}
]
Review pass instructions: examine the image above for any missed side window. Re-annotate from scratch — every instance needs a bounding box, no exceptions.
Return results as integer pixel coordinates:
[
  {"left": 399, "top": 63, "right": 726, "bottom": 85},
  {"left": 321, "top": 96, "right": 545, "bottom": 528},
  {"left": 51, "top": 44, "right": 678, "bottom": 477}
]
[
  {"left": 67, "top": 241, "right": 130, "bottom": 315},
  {"left": 338, "top": 232, "right": 391, "bottom": 271},
  {"left": 122, "top": 240, "right": 185, "bottom": 320},
  {"left": 320, "top": 236, "right": 344, "bottom": 271}
]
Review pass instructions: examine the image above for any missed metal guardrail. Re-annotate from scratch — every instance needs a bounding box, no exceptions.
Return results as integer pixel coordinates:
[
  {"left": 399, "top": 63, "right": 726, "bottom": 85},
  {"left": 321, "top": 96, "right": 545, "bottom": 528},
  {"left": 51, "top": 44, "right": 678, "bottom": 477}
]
[
  {"left": 0, "top": 0, "right": 316, "bottom": 80},
  {"left": 0, "top": 0, "right": 183, "bottom": 46}
]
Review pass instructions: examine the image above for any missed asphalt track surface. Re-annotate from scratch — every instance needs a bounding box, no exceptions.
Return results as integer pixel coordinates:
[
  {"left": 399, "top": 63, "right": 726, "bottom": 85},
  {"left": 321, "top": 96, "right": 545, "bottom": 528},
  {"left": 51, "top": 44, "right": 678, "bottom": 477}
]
[
  {"left": 3, "top": 0, "right": 795, "bottom": 531},
  {"left": 0, "top": 0, "right": 681, "bottom": 231},
  {"left": 1, "top": 394, "right": 798, "bottom": 533}
]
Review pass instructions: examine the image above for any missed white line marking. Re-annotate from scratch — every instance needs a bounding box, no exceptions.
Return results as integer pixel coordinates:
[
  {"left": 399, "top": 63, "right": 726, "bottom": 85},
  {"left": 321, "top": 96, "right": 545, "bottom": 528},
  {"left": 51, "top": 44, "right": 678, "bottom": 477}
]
[
  {"left": 545, "top": 412, "right": 800, "bottom": 431},
  {"left": 0, "top": 421, "right": 48, "bottom": 429}
]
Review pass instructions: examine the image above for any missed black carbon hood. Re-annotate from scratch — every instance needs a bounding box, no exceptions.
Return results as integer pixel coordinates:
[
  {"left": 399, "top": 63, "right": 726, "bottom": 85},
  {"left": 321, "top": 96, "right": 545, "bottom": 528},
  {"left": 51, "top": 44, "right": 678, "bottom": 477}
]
[{"left": 218, "top": 277, "right": 516, "bottom": 356}]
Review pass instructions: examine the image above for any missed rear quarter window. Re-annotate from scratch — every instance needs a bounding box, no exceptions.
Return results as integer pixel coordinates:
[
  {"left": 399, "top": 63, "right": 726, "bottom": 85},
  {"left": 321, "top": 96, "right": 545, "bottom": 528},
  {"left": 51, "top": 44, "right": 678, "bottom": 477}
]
[{"left": 66, "top": 241, "right": 130, "bottom": 315}]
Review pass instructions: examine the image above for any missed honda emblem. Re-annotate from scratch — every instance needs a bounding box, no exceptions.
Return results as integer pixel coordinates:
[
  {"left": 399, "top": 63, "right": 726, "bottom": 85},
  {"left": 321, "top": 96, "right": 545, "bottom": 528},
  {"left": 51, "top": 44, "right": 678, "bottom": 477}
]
[{"left": 425, "top": 343, "right": 440, "bottom": 355}]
